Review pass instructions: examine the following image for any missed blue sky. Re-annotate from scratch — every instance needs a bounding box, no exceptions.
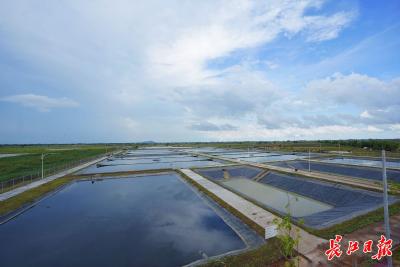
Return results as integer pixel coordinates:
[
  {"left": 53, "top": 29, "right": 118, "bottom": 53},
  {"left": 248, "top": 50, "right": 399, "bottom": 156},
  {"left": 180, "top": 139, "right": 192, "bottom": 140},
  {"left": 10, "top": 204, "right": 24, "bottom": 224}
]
[{"left": 0, "top": 0, "right": 399, "bottom": 143}]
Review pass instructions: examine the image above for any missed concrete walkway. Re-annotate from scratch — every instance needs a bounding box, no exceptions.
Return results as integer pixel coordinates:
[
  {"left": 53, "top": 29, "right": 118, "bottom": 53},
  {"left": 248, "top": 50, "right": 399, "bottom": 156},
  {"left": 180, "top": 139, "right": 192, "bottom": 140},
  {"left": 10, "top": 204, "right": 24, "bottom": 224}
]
[
  {"left": 0, "top": 156, "right": 108, "bottom": 201},
  {"left": 180, "top": 169, "right": 326, "bottom": 262}
]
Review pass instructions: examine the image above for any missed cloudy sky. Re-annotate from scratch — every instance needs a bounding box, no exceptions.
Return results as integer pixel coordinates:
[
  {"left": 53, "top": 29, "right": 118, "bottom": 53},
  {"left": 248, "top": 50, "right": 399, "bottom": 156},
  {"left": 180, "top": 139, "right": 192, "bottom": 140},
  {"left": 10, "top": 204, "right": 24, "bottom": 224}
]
[{"left": 1, "top": 0, "right": 399, "bottom": 143}]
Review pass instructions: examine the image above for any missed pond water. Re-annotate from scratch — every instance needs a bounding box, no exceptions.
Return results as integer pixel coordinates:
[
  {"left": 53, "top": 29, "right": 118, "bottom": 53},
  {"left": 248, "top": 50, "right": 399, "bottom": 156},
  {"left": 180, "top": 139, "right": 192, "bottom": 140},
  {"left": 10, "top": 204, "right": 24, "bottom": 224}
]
[
  {"left": 105, "top": 155, "right": 211, "bottom": 165},
  {"left": 215, "top": 152, "right": 280, "bottom": 157},
  {"left": 126, "top": 149, "right": 180, "bottom": 154},
  {"left": 270, "top": 160, "right": 400, "bottom": 183},
  {"left": 211, "top": 152, "right": 307, "bottom": 163},
  {"left": 319, "top": 157, "right": 400, "bottom": 169},
  {"left": 0, "top": 173, "right": 245, "bottom": 267},
  {"left": 78, "top": 158, "right": 225, "bottom": 174},
  {"left": 221, "top": 178, "right": 332, "bottom": 217}
]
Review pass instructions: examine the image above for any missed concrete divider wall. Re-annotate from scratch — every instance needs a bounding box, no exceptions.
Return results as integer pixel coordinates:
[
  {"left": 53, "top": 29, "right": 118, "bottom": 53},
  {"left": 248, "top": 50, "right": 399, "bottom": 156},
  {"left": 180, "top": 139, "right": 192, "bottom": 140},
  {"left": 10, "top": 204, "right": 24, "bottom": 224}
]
[{"left": 196, "top": 166, "right": 263, "bottom": 181}]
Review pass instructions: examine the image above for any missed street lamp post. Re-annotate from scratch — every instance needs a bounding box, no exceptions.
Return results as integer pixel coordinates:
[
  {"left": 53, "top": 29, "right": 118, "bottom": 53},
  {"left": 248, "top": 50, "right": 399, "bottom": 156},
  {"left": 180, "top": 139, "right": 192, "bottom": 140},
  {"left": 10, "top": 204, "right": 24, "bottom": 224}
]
[{"left": 41, "top": 153, "right": 47, "bottom": 179}]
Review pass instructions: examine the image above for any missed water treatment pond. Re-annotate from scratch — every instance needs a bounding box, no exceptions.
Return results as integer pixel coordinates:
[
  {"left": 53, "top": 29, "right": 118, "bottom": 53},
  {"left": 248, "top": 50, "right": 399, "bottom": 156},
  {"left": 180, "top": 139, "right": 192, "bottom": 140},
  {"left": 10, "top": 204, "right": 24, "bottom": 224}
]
[
  {"left": 319, "top": 157, "right": 400, "bottom": 169},
  {"left": 221, "top": 178, "right": 333, "bottom": 217},
  {"left": 270, "top": 160, "right": 400, "bottom": 183},
  {"left": 0, "top": 173, "right": 245, "bottom": 267},
  {"left": 78, "top": 157, "right": 226, "bottom": 174},
  {"left": 217, "top": 152, "right": 307, "bottom": 163}
]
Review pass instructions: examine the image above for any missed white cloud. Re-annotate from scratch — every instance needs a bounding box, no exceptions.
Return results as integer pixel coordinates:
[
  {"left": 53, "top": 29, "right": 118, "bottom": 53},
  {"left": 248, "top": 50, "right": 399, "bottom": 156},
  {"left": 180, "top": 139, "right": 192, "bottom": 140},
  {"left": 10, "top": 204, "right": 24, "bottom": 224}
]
[
  {"left": 200, "top": 121, "right": 366, "bottom": 141},
  {"left": 360, "top": 110, "right": 373, "bottom": 119},
  {"left": 305, "top": 11, "right": 355, "bottom": 42},
  {"left": 189, "top": 121, "right": 237, "bottom": 131},
  {"left": 3, "top": 0, "right": 383, "bottom": 142},
  {"left": 1, "top": 94, "right": 78, "bottom": 112},
  {"left": 306, "top": 73, "right": 400, "bottom": 108},
  {"left": 145, "top": 0, "right": 356, "bottom": 87},
  {"left": 366, "top": 125, "right": 382, "bottom": 132},
  {"left": 120, "top": 117, "right": 138, "bottom": 131},
  {"left": 305, "top": 73, "right": 400, "bottom": 125}
]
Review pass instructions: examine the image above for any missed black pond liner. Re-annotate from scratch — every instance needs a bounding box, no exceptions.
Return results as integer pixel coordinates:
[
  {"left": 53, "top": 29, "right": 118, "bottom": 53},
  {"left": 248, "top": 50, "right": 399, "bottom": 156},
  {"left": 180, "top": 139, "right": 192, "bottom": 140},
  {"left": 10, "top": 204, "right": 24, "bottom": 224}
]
[
  {"left": 320, "top": 156, "right": 400, "bottom": 163},
  {"left": 195, "top": 165, "right": 264, "bottom": 181},
  {"left": 268, "top": 160, "right": 400, "bottom": 183},
  {"left": 259, "top": 172, "right": 398, "bottom": 229},
  {"left": 195, "top": 165, "right": 399, "bottom": 229}
]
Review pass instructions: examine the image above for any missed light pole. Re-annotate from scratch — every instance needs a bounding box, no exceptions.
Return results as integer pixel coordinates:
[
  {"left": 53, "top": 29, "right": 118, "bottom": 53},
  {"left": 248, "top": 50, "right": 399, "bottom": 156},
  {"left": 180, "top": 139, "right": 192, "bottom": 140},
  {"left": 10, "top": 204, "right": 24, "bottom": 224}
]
[
  {"left": 381, "top": 150, "right": 392, "bottom": 267},
  {"left": 41, "top": 153, "right": 47, "bottom": 179},
  {"left": 308, "top": 148, "right": 311, "bottom": 172}
]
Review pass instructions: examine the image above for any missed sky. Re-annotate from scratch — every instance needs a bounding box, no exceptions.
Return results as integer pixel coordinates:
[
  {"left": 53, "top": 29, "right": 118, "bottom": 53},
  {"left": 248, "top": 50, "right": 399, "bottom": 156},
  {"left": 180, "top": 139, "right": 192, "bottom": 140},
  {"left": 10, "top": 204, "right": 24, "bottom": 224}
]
[{"left": 0, "top": 0, "right": 399, "bottom": 143}]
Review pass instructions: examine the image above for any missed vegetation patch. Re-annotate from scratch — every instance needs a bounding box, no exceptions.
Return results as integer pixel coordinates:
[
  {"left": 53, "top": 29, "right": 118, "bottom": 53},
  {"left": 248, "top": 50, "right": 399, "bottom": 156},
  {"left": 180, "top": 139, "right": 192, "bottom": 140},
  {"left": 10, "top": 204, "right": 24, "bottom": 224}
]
[
  {"left": 201, "top": 238, "right": 284, "bottom": 267},
  {"left": 0, "top": 145, "right": 119, "bottom": 182},
  {"left": 0, "top": 176, "right": 75, "bottom": 217}
]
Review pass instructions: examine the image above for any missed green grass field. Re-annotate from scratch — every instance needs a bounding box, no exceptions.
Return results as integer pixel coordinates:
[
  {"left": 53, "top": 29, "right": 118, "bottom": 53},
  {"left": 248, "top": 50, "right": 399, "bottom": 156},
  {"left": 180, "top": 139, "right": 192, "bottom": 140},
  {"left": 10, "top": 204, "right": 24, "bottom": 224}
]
[{"left": 0, "top": 145, "right": 120, "bottom": 182}]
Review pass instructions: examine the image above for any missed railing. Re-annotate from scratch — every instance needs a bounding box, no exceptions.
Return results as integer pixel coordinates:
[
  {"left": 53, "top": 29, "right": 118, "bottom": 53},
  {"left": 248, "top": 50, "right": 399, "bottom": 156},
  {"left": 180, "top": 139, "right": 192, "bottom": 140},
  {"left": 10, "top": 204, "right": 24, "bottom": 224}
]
[{"left": 0, "top": 153, "right": 110, "bottom": 194}]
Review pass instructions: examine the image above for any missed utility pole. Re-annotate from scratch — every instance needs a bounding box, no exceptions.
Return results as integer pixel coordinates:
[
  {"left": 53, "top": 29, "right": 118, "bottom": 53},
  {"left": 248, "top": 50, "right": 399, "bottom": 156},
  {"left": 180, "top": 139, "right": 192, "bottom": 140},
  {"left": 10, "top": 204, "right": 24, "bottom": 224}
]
[{"left": 382, "top": 150, "right": 392, "bottom": 267}]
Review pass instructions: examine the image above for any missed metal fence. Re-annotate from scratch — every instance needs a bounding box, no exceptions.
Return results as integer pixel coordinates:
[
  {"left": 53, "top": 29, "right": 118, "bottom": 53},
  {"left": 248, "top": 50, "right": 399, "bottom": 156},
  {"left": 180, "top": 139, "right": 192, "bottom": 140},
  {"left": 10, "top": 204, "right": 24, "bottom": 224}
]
[{"left": 0, "top": 154, "right": 109, "bottom": 193}]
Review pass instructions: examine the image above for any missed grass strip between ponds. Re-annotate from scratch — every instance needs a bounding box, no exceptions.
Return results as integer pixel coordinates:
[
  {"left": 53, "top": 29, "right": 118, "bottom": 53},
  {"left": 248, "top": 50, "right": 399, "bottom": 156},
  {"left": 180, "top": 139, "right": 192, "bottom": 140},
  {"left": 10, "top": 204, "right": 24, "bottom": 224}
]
[
  {"left": 0, "top": 176, "right": 75, "bottom": 217},
  {"left": 200, "top": 238, "right": 284, "bottom": 267}
]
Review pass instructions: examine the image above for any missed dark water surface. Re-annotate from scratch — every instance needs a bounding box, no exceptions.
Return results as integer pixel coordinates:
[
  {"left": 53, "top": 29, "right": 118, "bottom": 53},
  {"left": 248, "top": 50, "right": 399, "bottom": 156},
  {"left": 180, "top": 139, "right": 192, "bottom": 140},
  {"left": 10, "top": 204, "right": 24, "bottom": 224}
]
[
  {"left": 0, "top": 173, "right": 244, "bottom": 267},
  {"left": 270, "top": 160, "right": 400, "bottom": 182},
  {"left": 77, "top": 159, "right": 225, "bottom": 174}
]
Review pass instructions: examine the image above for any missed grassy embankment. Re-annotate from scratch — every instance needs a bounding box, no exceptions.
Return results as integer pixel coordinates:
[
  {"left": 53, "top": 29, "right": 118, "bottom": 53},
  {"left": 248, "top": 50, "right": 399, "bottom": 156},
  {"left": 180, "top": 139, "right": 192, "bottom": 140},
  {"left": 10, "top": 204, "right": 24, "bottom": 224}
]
[
  {"left": 201, "top": 238, "right": 284, "bottom": 267},
  {"left": 0, "top": 145, "right": 120, "bottom": 183},
  {"left": 0, "top": 175, "right": 75, "bottom": 216}
]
